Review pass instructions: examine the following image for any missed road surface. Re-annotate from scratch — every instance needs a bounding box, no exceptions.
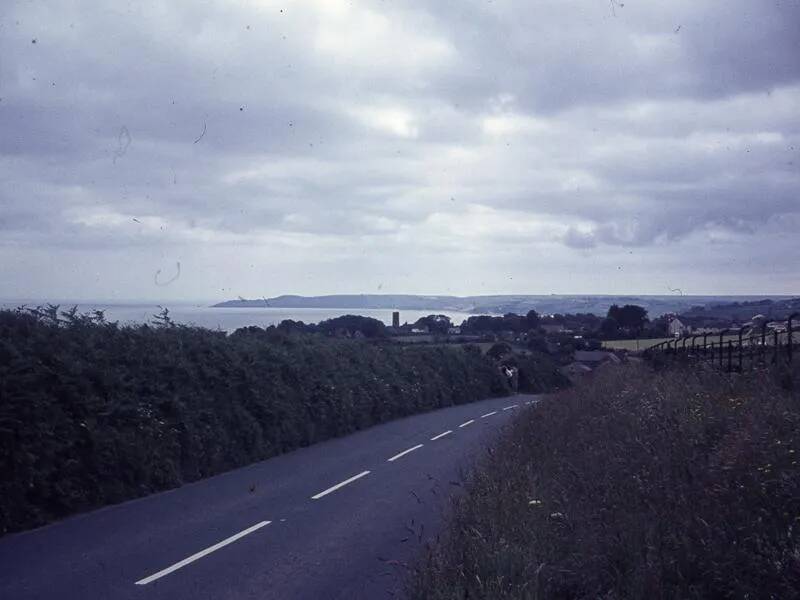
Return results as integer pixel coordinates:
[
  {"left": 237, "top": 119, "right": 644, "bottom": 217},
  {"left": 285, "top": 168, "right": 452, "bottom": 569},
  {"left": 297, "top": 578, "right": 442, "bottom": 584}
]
[{"left": 0, "top": 394, "right": 538, "bottom": 599}]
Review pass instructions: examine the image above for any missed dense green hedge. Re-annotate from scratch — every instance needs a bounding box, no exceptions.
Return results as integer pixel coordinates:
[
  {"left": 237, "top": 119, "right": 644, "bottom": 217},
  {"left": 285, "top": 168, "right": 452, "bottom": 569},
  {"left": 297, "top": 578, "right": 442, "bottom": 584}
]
[{"left": 0, "top": 308, "right": 510, "bottom": 535}]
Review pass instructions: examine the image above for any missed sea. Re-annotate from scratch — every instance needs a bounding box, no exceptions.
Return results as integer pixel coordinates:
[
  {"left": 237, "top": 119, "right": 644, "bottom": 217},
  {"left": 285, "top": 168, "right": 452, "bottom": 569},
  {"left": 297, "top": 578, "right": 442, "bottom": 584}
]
[{"left": 0, "top": 300, "right": 480, "bottom": 333}]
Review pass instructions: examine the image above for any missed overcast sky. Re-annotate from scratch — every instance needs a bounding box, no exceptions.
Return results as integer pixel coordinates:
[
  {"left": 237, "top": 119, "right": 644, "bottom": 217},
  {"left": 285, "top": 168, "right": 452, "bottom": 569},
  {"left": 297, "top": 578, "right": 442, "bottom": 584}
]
[{"left": 1, "top": 0, "right": 798, "bottom": 301}]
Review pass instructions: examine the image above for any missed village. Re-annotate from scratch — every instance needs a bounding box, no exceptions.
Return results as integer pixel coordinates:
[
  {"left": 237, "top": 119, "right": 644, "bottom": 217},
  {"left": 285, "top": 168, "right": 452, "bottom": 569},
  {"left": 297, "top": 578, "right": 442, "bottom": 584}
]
[{"left": 379, "top": 301, "right": 799, "bottom": 384}]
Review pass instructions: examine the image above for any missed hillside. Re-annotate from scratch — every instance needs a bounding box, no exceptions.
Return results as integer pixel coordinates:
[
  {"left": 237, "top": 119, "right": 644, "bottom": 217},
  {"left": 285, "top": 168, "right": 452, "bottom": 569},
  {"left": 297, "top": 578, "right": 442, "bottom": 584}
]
[{"left": 679, "top": 296, "right": 800, "bottom": 327}]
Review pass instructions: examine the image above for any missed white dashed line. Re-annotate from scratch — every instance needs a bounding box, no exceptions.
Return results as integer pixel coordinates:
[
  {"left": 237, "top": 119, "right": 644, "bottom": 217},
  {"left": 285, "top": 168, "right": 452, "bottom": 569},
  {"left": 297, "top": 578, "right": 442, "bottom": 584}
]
[
  {"left": 387, "top": 444, "right": 424, "bottom": 462},
  {"left": 135, "top": 520, "right": 271, "bottom": 585},
  {"left": 311, "top": 470, "right": 371, "bottom": 500},
  {"left": 134, "top": 397, "right": 545, "bottom": 587}
]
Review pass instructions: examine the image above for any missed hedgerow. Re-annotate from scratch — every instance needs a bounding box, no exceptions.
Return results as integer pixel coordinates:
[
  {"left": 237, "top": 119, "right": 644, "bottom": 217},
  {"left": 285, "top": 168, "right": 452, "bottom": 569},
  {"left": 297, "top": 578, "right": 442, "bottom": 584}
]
[{"left": 0, "top": 307, "right": 511, "bottom": 535}]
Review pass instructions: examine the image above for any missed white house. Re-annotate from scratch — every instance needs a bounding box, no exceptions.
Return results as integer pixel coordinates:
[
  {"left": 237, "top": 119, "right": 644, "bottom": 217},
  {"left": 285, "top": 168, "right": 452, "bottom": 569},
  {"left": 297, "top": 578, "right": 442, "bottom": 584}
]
[{"left": 668, "top": 317, "right": 690, "bottom": 337}]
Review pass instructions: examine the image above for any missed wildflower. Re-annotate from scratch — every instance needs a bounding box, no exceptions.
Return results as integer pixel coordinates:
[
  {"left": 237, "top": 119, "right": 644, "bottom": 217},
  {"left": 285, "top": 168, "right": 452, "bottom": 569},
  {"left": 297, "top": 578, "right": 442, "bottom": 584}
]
[{"left": 529, "top": 499, "right": 542, "bottom": 506}]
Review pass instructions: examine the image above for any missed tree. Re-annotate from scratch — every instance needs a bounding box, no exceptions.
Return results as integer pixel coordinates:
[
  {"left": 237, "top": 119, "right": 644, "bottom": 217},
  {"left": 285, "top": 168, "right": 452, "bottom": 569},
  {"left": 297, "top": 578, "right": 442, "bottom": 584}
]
[
  {"left": 525, "top": 310, "right": 540, "bottom": 329},
  {"left": 607, "top": 304, "right": 648, "bottom": 335},
  {"left": 647, "top": 316, "right": 669, "bottom": 338},
  {"left": 501, "top": 313, "right": 527, "bottom": 332},
  {"left": 463, "top": 315, "right": 503, "bottom": 333},
  {"left": 317, "top": 315, "right": 386, "bottom": 338},
  {"left": 274, "top": 319, "right": 310, "bottom": 334},
  {"left": 600, "top": 317, "right": 621, "bottom": 339},
  {"left": 414, "top": 314, "right": 452, "bottom": 334},
  {"left": 462, "top": 313, "right": 530, "bottom": 334}
]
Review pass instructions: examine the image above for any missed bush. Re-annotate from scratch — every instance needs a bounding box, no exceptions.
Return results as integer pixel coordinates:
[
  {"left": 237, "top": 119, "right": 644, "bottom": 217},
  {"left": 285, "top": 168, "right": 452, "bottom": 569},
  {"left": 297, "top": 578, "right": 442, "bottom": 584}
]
[
  {"left": 0, "top": 308, "right": 511, "bottom": 535},
  {"left": 508, "top": 352, "right": 569, "bottom": 393},
  {"left": 410, "top": 363, "right": 800, "bottom": 599},
  {"left": 487, "top": 342, "right": 512, "bottom": 360}
]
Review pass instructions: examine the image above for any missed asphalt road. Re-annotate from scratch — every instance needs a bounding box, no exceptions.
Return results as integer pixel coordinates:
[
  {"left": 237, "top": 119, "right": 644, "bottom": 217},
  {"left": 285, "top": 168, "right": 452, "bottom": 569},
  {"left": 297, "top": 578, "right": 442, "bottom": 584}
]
[{"left": 0, "top": 394, "right": 538, "bottom": 600}]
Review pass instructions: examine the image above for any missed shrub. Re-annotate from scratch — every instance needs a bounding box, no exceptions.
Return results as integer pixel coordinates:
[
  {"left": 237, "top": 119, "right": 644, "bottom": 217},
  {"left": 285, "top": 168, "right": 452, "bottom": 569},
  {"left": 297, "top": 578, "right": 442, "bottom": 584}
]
[{"left": 507, "top": 351, "right": 569, "bottom": 393}]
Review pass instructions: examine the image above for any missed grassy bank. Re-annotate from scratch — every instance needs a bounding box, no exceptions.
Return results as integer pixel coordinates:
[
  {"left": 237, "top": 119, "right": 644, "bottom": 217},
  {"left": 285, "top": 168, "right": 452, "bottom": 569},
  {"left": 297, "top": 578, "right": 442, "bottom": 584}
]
[
  {"left": 410, "top": 363, "right": 800, "bottom": 598},
  {"left": 0, "top": 308, "right": 521, "bottom": 535}
]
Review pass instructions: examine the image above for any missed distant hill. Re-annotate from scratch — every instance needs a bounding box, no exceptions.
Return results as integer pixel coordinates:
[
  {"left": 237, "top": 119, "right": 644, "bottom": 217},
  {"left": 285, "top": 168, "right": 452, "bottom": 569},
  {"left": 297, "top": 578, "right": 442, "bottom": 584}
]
[
  {"left": 215, "top": 294, "right": 472, "bottom": 311},
  {"left": 212, "top": 294, "right": 795, "bottom": 318},
  {"left": 678, "top": 297, "right": 800, "bottom": 327}
]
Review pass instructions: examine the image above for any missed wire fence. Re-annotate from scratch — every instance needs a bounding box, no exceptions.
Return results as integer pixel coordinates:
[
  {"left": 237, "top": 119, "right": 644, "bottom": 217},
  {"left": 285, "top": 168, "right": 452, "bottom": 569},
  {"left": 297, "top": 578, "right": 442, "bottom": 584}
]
[{"left": 644, "top": 313, "right": 799, "bottom": 372}]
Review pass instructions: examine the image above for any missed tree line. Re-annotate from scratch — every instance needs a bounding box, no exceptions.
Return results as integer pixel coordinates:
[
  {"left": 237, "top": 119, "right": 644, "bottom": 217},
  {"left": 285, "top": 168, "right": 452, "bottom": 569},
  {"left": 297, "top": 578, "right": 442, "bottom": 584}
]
[{"left": 268, "top": 304, "right": 662, "bottom": 343}]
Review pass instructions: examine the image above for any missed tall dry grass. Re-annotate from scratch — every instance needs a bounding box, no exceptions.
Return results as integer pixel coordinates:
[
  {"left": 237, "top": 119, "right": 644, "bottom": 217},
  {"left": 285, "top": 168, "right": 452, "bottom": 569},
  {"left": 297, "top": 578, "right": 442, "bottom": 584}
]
[{"left": 410, "top": 363, "right": 800, "bottom": 599}]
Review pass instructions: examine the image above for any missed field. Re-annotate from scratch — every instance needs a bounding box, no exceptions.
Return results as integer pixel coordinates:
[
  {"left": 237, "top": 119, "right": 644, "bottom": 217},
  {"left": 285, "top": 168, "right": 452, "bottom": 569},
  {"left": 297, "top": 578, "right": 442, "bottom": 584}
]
[
  {"left": 601, "top": 337, "right": 671, "bottom": 350},
  {"left": 602, "top": 334, "right": 749, "bottom": 351}
]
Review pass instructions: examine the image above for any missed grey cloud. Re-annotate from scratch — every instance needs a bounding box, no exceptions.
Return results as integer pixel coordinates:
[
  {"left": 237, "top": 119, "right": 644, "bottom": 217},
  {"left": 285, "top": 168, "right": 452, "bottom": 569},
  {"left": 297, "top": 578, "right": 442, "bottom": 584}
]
[
  {"left": 1, "top": 0, "right": 799, "bottom": 298},
  {"left": 422, "top": 0, "right": 800, "bottom": 112},
  {"left": 563, "top": 227, "right": 597, "bottom": 249}
]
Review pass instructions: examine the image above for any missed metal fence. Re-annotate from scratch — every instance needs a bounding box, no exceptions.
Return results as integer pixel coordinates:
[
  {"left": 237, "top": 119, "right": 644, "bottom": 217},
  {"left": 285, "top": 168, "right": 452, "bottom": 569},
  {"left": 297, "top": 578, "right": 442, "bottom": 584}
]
[{"left": 644, "top": 313, "right": 799, "bottom": 372}]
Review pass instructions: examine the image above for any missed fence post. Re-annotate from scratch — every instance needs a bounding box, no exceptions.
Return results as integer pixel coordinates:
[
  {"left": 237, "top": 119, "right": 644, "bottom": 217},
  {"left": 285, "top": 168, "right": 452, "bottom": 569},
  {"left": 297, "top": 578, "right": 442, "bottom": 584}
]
[
  {"left": 703, "top": 333, "right": 709, "bottom": 358},
  {"left": 727, "top": 340, "right": 733, "bottom": 372},
  {"left": 737, "top": 327, "right": 745, "bottom": 372},
  {"left": 760, "top": 323, "right": 767, "bottom": 366},
  {"left": 774, "top": 330, "right": 779, "bottom": 364},
  {"left": 789, "top": 313, "right": 798, "bottom": 364},
  {"left": 719, "top": 329, "right": 728, "bottom": 370}
]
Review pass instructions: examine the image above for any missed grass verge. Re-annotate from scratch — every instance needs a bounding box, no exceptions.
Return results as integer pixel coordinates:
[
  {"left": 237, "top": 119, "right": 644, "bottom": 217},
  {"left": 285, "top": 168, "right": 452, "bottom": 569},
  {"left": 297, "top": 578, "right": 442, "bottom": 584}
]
[{"left": 409, "top": 362, "right": 800, "bottom": 599}]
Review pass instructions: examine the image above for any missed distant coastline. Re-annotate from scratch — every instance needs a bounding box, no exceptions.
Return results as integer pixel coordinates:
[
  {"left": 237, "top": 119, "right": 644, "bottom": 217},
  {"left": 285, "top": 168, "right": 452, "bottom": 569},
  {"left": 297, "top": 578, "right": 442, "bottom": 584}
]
[{"left": 212, "top": 294, "right": 794, "bottom": 318}]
